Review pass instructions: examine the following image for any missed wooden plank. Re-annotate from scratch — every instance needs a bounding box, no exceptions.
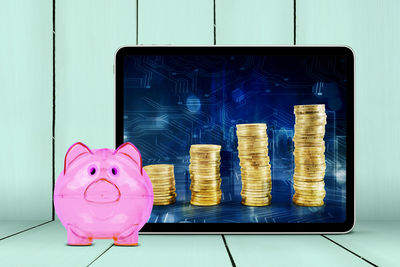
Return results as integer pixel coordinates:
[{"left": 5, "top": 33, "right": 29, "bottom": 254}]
[
  {"left": 326, "top": 221, "right": 400, "bottom": 266},
  {"left": 55, "top": 0, "right": 137, "bottom": 176},
  {"left": 0, "top": 221, "right": 113, "bottom": 267},
  {"left": 225, "top": 235, "right": 369, "bottom": 266},
  {"left": 216, "top": 0, "right": 293, "bottom": 44},
  {"left": 297, "top": 0, "right": 400, "bottom": 220},
  {"left": 139, "top": 0, "right": 213, "bottom": 44},
  {"left": 91, "top": 235, "right": 232, "bottom": 267},
  {"left": 0, "top": 0, "right": 52, "bottom": 220}
]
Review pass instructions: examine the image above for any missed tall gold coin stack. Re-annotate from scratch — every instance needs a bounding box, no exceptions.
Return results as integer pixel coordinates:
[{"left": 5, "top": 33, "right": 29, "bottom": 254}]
[
  {"left": 143, "top": 164, "right": 176, "bottom": 205},
  {"left": 236, "top": 123, "right": 272, "bottom": 206},
  {"left": 189, "top": 144, "right": 222, "bottom": 206},
  {"left": 293, "top": 104, "right": 327, "bottom": 207}
]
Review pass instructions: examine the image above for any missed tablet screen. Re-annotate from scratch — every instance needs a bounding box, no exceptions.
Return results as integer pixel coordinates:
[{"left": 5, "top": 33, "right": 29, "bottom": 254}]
[{"left": 116, "top": 47, "right": 354, "bottom": 232}]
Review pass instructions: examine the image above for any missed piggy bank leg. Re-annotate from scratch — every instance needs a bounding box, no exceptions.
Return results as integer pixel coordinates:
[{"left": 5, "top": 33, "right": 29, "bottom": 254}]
[
  {"left": 67, "top": 225, "right": 92, "bottom": 246},
  {"left": 114, "top": 227, "right": 138, "bottom": 246}
]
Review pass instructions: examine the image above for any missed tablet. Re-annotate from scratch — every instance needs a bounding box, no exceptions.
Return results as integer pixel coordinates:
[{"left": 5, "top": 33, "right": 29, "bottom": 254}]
[{"left": 115, "top": 46, "right": 354, "bottom": 233}]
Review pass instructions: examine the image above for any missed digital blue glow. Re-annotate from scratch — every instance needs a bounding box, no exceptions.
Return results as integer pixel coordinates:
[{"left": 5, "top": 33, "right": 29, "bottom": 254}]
[{"left": 186, "top": 95, "right": 201, "bottom": 113}]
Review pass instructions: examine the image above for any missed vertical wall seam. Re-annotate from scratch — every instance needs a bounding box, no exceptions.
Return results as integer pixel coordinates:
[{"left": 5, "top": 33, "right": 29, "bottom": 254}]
[
  {"left": 52, "top": 0, "right": 56, "bottom": 221},
  {"left": 136, "top": 0, "right": 139, "bottom": 45},
  {"left": 293, "top": 0, "right": 296, "bottom": 45},
  {"left": 213, "top": 0, "right": 216, "bottom": 45}
]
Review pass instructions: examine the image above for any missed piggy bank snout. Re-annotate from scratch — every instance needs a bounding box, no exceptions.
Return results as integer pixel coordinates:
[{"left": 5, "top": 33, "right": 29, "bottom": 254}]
[{"left": 84, "top": 178, "right": 121, "bottom": 203}]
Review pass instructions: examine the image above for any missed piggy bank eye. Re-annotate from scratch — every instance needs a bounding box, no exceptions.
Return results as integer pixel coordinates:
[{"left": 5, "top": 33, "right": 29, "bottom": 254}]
[
  {"left": 88, "top": 165, "right": 97, "bottom": 176},
  {"left": 110, "top": 166, "right": 119, "bottom": 176}
]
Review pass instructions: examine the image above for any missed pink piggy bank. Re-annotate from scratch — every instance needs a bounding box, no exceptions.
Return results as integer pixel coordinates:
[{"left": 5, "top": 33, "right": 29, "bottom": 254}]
[{"left": 54, "top": 142, "right": 153, "bottom": 246}]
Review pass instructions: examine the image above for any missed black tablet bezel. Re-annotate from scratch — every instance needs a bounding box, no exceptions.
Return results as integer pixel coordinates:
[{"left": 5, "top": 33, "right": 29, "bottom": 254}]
[{"left": 115, "top": 46, "right": 354, "bottom": 233}]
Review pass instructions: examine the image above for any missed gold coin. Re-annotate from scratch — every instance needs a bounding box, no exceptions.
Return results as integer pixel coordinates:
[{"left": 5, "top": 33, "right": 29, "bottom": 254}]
[
  {"left": 241, "top": 201, "right": 271, "bottom": 207},
  {"left": 236, "top": 125, "right": 267, "bottom": 130},
  {"left": 189, "top": 159, "right": 220, "bottom": 164},
  {"left": 238, "top": 148, "right": 269, "bottom": 154},
  {"left": 241, "top": 189, "right": 270, "bottom": 196},
  {"left": 293, "top": 201, "right": 324, "bottom": 207},
  {"left": 293, "top": 197, "right": 325, "bottom": 203},
  {"left": 293, "top": 176, "right": 324, "bottom": 182},
  {"left": 241, "top": 196, "right": 271, "bottom": 206},
  {"left": 153, "top": 196, "right": 176, "bottom": 201},
  {"left": 190, "top": 188, "right": 221, "bottom": 195},
  {"left": 190, "top": 200, "right": 220, "bottom": 206},
  {"left": 295, "top": 146, "right": 325, "bottom": 151},
  {"left": 294, "top": 108, "right": 325, "bottom": 114},
  {"left": 293, "top": 190, "right": 325, "bottom": 194},
  {"left": 295, "top": 158, "right": 325, "bottom": 165},
  {"left": 190, "top": 182, "right": 221, "bottom": 188},
  {"left": 294, "top": 172, "right": 325, "bottom": 178},
  {"left": 190, "top": 144, "right": 221, "bottom": 152},
  {"left": 294, "top": 115, "right": 327, "bottom": 122},
  {"left": 293, "top": 195, "right": 325, "bottom": 202},
  {"left": 294, "top": 143, "right": 325, "bottom": 148},
  {"left": 239, "top": 158, "right": 270, "bottom": 164},
  {"left": 154, "top": 200, "right": 176, "bottom": 206},
  {"left": 295, "top": 121, "right": 326, "bottom": 126},
  {"left": 154, "top": 191, "right": 177, "bottom": 197},
  {"left": 191, "top": 195, "right": 222, "bottom": 201},
  {"left": 241, "top": 165, "right": 271, "bottom": 172},
  {"left": 242, "top": 185, "right": 271, "bottom": 191},
  {"left": 241, "top": 172, "right": 271, "bottom": 178},
  {"left": 152, "top": 185, "right": 176, "bottom": 192},
  {"left": 295, "top": 165, "right": 326, "bottom": 171},
  {"left": 237, "top": 136, "right": 268, "bottom": 142},
  {"left": 294, "top": 104, "right": 325, "bottom": 111},
  {"left": 294, "top": 130, "right": 325, "bottom": 136},
  {"left": 189, "top": 168, "right": 220, "bottom": 174},
  {"left": 293, "top": 135, "right": 325, "bottom": 140},
  {"left": 149, "top": 175, "right": 175, "bottom": 181},
  {"left": 153, "top": 187, "right": 176, "bottom": 193},
  {"left": 237, "top": 123, "right": 267, "bottom": 128},
  {"left": 147, "top": 173, "right": 175, "bottom": 179},
  {"left": 293, "top": 184, "right": 325, "bottom": 191},
  {"left": 189, "top": 160, "right": 220, "bottom": 166},
  {"left": 146, "top": 173, "right": 174, "bottom": 178},
  {"left": 189, "top": 156, "right": 221, "bottom": 162},
  {"left": 294, "top": 191, "right": 326, "bottom": 198},
  {"left": 293, "top": 152, "right": 325, "bottom": 157},
  {"left": 238, "top": 141, "right": 268, "bottom": 147},
  {"left": 192, "top": 191, "right": 222, "bottom": 197},
  {"left": 238, "top": 151, "right": 269, "bottom": 157},
  {"left": 190, "top": 185, "right": 221, "bottom": 191},
  {"left": 144, "top": 164, "right": 174, "bottom": 171},
  {"left": 294, "top": 153, "right": 325, "bottom": 158},
  {"left": 240, "top": 162, "right": 270, "bottom": 168},
  {"left": 191, "top": 196, "right": 220, "bottom": 200},
  {"left": 190, "top": 189, "right": 221, "bottom": 195},
  {"left": 241, "top": 176, "right": 271, "bottom": 183}
]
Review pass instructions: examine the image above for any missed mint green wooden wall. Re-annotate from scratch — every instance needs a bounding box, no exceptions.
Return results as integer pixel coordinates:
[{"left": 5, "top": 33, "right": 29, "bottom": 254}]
[
  {"left": 297, "top": 0, "right": 400, "bottom": 221},
  {"left": 1, "top": 0, "right": 399, "bottom": 222},
  {"left": 0, "top": 1, "right": 53, "bottom": 220}
]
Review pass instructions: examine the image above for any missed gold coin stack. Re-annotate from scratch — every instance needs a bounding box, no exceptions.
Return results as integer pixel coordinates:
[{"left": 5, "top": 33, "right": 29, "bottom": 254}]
[
  {"left": 143, "top": 164, "right": 176, "bottom": 205},
  {"left": 236, "top": 123, "right": 272, "bottom": 206},
  {"left": 293, "top": 104, "right": 327, "bottom": 207},
  {"left": 189, "top": 144, "right": 222, "bottom": 206}
]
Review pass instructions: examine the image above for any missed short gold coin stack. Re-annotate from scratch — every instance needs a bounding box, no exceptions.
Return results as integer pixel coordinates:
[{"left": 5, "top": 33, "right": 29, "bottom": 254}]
[
  {"left": 236, "top": 123, "right": 272, "bottom": 206},
  {"left": 189, "top": 144, "right": 222, "bottom": 206},
  {"left": 143, "top": 164, "right": 176, "bottom": 205},
  {"left": 292, "top": 104, "right": 327, "bottom": 206}
]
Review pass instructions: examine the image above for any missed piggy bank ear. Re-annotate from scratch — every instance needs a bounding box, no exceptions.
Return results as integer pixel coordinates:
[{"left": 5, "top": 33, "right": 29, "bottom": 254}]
[
  {"left": 114, "top": 142, "right": 143, "bottom": 175},
  {"left": 64, "top": 142, "right": 92, "bottom": 175}
]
